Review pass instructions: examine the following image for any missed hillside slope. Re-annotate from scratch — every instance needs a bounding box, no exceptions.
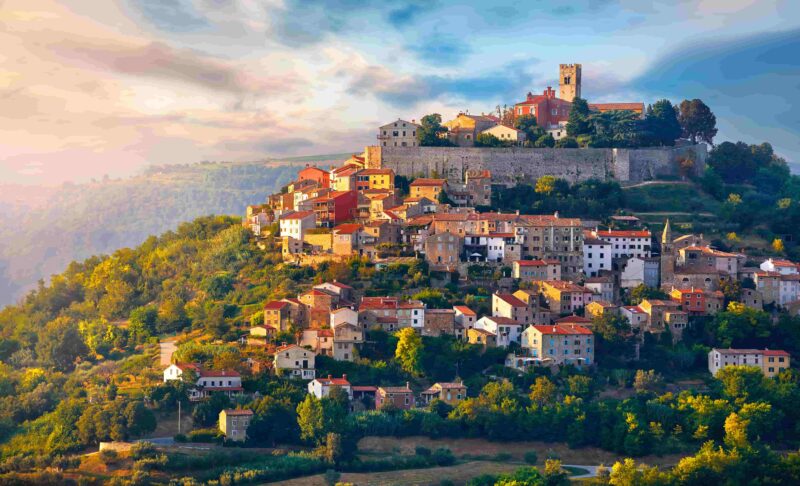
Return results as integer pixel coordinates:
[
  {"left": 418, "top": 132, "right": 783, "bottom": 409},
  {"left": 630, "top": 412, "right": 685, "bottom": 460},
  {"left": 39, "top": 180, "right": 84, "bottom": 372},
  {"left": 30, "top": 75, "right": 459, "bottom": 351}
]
[{"left": 0, "top": 161, "right": 300, "bottom": 305}]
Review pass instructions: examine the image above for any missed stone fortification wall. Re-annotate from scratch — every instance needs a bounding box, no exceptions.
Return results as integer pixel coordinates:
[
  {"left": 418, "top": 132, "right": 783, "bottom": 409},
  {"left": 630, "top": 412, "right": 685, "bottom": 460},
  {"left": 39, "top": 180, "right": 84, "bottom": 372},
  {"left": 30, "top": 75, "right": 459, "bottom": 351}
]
[{"left": 367, "top": 144, "right": 706, "bottom": 184}]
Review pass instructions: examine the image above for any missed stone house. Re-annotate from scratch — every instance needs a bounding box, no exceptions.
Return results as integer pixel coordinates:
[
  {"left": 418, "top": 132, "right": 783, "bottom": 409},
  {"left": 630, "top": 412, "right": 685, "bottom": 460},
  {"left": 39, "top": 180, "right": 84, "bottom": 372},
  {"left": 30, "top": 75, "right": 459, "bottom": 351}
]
[
  {"left": 467, "top": 328, "right": 496, "bottom": 348},
  {"left": 273, "top": 344, "right": 316, "bottom": 380},
  {"left": 333, "top": 323, "right": 363, "bottom": 361},
  {"left": 422, "top": 309, "right": 456, "bottom": 337},
  {"left": 378, "top": 119, "right": 419, "bottom": 148},
  {"left": 479, "top": 124, "right": 526, "bottom": 145},
  {"left": 520, "top": 324, "right": 594, "bottom": 366},
  {"left": 421, "top": 382, "right": 467, "bottom": 406},
  {"left": 539, "top": 280, "right": 594, "bottom": 315},
  {"left": 376, "top": 384, "right": 414, "bottom": 410},
  {"left": 474, "top": 316, "right": 522, "bottom": 347},
  {"left": 219, "top": 409, "right": 252, "bottom": 442},
  {"left": 513, "top": 259, "right": 561, "bottom": 282},
  {"left": 424, "top": 232, "right": 463, "bottom": 271}
]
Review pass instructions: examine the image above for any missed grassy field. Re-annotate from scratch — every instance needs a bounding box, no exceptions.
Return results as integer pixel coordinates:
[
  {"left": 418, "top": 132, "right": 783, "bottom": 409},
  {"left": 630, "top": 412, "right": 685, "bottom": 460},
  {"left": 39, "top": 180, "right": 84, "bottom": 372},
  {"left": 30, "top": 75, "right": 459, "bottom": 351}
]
[
  {"left": 623, "top": 183, "right": 721, "bottom": 215},
  {"left": 276, "top": 461, "right": 522, "bottom": 486},
  {"left": 358, "top": 436, "right": 686, "bottom": 468}
]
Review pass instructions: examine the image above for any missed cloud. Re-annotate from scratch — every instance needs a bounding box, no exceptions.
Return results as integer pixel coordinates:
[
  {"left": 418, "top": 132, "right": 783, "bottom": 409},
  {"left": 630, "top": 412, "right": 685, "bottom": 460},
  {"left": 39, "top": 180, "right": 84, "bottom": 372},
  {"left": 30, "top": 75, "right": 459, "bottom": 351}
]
[
  {"left": 629, "top": 28, "right": 800, "bottom": 164},
  {"left": 129, "top": 0, "right": 210, "bottom": 32},
  {"left": 406, "top": 32, "right": 472, "bottom": 66},
  {"left": 346, "top": 59, "right": 540, "bottom": 108},
  {"left": 50, "top": 40, "right": 295, "bottom": 96}
]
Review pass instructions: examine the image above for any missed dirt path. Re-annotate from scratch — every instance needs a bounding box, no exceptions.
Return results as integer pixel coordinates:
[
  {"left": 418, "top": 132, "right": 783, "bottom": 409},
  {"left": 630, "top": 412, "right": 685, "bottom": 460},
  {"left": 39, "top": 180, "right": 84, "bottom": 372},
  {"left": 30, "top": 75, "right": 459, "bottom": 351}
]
[{"left": 159, "top": 338, "right": 178, "bottom": 367}]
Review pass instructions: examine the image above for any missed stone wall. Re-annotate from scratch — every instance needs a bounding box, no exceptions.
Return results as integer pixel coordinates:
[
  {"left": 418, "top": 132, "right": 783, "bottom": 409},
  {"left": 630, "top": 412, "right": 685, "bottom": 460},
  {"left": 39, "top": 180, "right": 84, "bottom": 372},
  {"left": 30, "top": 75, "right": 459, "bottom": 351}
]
[{"left": 369, "top": 144, "right": 706, "bottom": 184}]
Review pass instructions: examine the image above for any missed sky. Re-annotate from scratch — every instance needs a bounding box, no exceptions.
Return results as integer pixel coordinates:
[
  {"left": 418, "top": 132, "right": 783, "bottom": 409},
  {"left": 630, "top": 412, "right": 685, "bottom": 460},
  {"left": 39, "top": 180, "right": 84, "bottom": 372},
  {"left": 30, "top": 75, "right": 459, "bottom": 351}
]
[{"left": 1, "top": 0, "right": 798, "bottom": 185}]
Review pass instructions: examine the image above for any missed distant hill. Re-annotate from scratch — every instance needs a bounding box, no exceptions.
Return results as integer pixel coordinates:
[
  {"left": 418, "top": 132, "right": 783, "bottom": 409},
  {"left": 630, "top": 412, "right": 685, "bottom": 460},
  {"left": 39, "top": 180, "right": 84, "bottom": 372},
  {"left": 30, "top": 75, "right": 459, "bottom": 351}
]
[{"left": 0, "top": 160, "right": 313, "bottom": 306}]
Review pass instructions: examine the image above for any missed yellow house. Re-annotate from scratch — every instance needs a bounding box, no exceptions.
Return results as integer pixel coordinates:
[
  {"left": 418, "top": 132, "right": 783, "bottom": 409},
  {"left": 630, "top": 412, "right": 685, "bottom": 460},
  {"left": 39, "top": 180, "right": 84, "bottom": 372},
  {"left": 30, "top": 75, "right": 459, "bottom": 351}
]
[
  {"left": 467, "top": 328, "right": 496, "bottom": 348},
  {"left": 218, "top": 409, "right": 253, "bottom": 442},
  {"left": 357, "top": 168, "right": 395, "bottom": 190},
  {"left": 421, "top": 382, "right": 467, "bottom": 406},
  {"left": 409, "top": 178, "right": 446, "bottom": 200}
]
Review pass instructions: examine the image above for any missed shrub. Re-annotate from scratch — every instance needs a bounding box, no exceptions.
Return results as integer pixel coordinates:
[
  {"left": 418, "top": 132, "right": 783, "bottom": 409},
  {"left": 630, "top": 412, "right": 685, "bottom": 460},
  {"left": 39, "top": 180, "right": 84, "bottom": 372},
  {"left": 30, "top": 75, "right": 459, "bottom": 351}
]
[
  {"left": 415, "top": 446, "right": 432, "bottom": 456},
  {"left": 99, "top": 449, "right": 119, "bottom": 465},
  {"left": 130, "top": 441, "right": 157, "bottom": 460},
  {"left": 524, "top": 451, "right": 538, "bottom": 465},
  {"left": 432, "top": 448, "right": 455, "bottom": 466},
  {"left": 186, "top": 428, "right": 223, "bottom": 443},
  {"left": 494, "top": 452, "right": 512, "bottom": 462}
]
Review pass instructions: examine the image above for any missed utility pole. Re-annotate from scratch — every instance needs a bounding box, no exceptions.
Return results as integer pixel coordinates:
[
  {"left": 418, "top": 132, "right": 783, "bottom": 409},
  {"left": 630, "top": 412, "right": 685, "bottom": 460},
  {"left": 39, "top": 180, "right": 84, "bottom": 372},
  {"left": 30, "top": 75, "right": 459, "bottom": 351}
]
[{"left": 178, "top": 400, "right": 182, "bottom": 435}]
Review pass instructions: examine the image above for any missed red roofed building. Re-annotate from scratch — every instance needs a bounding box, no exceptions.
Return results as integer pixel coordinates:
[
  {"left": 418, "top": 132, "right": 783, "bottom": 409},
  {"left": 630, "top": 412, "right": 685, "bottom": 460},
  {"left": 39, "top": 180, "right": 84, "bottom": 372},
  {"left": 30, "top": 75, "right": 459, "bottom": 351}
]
[
  {"left": 298, "top": 165, "right": 330, "bottom": 188},
  {"left": 514, "top": 87, "right": 573, "bottom": 129},
  {"left": 309, "top": 190, "right": 357, "bottom": 228},
  {"left": 264, "top": 300, "right": 292, "bottom": 333},
  {"left": 493, "top": 292, "right": 535, "bottom": 325},
  {"left": 409, "top": 178, "right": 446, "bottom": 200},
  {"left": 588, "top": 229, "right": 652, "bottom": 260},
  {"left": 709, "top": 348, "right": 790, "bottom": 377},
  {"left": 308, "top": 374, "right": 352, "bottom": 400},
  {"left": 376, "top": 383, "right": 414, "bottom": 410},
  {"left": 521, "top": 324, "right": 594, "bottom": 366},
  {"left": 513, "top": 259, "right": 561, "bottom": 281}
]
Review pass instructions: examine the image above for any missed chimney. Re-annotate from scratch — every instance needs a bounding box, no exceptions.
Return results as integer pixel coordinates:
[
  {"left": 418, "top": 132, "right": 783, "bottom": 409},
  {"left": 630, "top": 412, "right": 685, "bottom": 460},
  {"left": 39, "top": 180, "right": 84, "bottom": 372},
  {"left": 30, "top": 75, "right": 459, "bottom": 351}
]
[
  {"left": 554, "top": 211, "right": 560, "bottom": 219},
  {"left": 516, "top": 209, "right": 520, "bottom": 216},
  {"left": 328, "top": 374, "right": 332, "bottom": 379},
  {"left": 342, "top": 374, "right": 347, "bottom": 380},
  {"left": 406, "top": 381, "right": 410, "bottom": 389}
]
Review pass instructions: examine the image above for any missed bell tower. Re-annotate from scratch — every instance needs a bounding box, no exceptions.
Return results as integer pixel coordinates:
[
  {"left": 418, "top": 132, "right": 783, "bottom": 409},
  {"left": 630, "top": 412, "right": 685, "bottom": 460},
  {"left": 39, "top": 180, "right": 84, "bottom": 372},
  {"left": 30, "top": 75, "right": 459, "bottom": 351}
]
[
  {"left": 559, "top": 64, "right": 581, "bottom": 102},
  {"left": 660, "top": 219, "right": 675, "bottom": 287}
]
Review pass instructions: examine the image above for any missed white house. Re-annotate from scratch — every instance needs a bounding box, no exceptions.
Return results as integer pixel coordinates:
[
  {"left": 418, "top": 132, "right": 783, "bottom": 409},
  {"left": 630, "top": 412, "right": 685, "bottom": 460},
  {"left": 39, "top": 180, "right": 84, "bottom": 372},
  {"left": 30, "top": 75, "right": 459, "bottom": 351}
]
[
  {"left": 620, "top": 305, "right": 648, "bottom": 330},
  {"left": 589, "top": 229, "right": 652, "bottom": 260},
  {"left": 761, "top": 258, "right": 799, "bottom": 275},
  {"left": 474, "top": 316, "right": 523, "bottom": 347},
  {"left": 582, "top": 234, "right": 612, "bottom": 277},
  {"left": 163, "top": 364, "right": 243, "bottom": 401},
  {"left": 280, "top": 210, "right": 316, "bottom": 241},
  {"left": 308, "top": 375, "right": 352, "bottom": 400},
  {"left": 620, "top": 257, "right": 660, "bottom": 289}
]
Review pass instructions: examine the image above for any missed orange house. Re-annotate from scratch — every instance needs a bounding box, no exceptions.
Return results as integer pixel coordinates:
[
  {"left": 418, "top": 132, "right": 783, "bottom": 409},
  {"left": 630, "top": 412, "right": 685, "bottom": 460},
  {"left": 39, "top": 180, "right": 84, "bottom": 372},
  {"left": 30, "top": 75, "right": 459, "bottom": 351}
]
[{"left": 298, "top": 165, "right": 330, "bottom": 189}]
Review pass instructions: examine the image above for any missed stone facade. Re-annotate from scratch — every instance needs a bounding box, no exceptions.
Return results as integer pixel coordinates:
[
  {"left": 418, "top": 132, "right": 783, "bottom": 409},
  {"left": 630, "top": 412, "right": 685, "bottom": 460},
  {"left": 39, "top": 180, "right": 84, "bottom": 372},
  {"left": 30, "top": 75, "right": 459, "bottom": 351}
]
[{"left": 364, "top": 144, "right": 707, "bottom": 184}]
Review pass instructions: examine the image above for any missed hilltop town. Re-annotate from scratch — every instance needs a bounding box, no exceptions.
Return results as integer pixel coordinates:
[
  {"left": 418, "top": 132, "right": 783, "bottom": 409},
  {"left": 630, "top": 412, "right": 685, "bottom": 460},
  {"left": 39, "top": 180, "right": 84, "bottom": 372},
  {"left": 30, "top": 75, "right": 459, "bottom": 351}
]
[{"left": 3, "top": 64, "right": 800, "bottom": 485}]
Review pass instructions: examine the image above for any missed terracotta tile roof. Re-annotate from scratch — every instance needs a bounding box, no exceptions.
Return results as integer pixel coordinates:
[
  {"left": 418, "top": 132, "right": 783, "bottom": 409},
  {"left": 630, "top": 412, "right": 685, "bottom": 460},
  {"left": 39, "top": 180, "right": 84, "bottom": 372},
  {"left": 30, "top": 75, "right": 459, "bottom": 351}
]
[
  {"left": 426, "top": 308, "right": 455, "bottom": 315},
  {"left": 585, "top": 276, "right": 612, "bottom": 283},
  {"left": 275, "top": 343, "right": 304, "bottom": 353},
  {"left": 555, "top": 315, "right": 592, "bottom": 324},
  {"left": 264, "top": 300, "right": 290, "bottom": 310},
  {"left": 519, "top": 215, "right": 581, "bottom": 227},
  {"left": 316, "top": 376, "right": 351, "bottom": 386},
  {"left": 593, "top": 229, "right": 651, "bottom": 238},
  {"left": 543, "top": 281, "right": 589, "bottom": 293},
  {"left": 515, "top": 259, "right": 559, "bottom": 267},
  {"left": 280, "top": 210, "right": 315, "bottom": 220},
  {"left": 470, "top": 328, "right": 496, "bottom": 336},
  {"left": 530, "top": 324, "right": 593, "bottom": 335},
  {"left": 588, "top": 300, "right": 616, "bottom": 308},
  {"left": 485, "top": 316, "right": 519, "bottom": 325},
  {"left": 352, "top": 386, "right": 377, "bottom": 392},
  {"left": 589, "top": 102, "right": 645, "bottom": 112},
  {"left": 199, "top": 369, "right": 240, "bottom": 378},
  {"left": 334, "top": 223, "right": 363, "bottom": 235},
  {"left": 713, "top": 348, "right": 790, "bottom": 357},
  {"left": 453, "top": 305, "right": 476, "bottom": 316},
  {"left": 317, "top": 329, "right": 334, "bottom": 337},
  {"left": 410, "top": 178, "right": 446, "bottom": 187},
  {"left": 495, "top": 293, "right": 527, "bottom": 307},
  {"left": 223, "top": 409, "right": 253, "bottom": 416},
  {"left": 379, "top": 385, "right": 412, "bottom": 394},
  {"left": 359, "top": 168, "right": 394, "bottom": 175}
]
